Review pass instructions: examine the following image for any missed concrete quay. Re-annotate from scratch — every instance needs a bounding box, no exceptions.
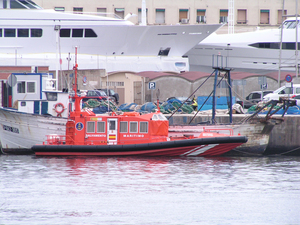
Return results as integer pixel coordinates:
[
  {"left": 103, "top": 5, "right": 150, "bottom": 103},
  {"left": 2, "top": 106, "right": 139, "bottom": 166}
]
[{"left": 167, "top": 113, "right": 300, "bottom": 156}]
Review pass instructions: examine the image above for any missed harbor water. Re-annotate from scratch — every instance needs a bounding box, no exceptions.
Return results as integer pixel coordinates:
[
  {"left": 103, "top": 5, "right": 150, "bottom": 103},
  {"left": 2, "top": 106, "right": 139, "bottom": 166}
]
[{"left": 1, "top": 155, "right": 300, "bottom": 225}]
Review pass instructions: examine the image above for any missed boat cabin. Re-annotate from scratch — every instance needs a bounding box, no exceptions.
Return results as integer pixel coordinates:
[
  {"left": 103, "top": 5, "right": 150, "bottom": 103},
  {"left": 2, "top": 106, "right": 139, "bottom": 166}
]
[
  {"left": 4, "top": 72, "right": 70, "bottom": 117},
  {"left": 48, "top": 111, "right": 169, "bottom": 146}
]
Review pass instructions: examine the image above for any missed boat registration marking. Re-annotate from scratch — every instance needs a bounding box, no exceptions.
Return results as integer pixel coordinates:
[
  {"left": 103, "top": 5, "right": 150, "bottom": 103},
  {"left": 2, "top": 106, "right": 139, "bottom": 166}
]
[{"left": 3, "top": 125, "right": 19, "bottom": 134}]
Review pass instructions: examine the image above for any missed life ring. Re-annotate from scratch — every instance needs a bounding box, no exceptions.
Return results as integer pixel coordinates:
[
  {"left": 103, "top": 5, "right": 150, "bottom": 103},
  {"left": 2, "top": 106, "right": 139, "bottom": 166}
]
[{"left": 54, "top": 102, "right": 65, "bottom": 117}]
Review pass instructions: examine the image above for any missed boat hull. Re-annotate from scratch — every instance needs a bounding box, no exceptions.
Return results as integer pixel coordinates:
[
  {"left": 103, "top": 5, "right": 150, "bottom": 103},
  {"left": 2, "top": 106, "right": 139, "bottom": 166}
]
[
  {"left": 0, "top": 107, "right": 67, "bottom": 154},
  {"left": 32, "top": 136, "right": 247, "bottom": 157},
  {"left": 169, "top": 122, "right": 274, "bottom": 156}
]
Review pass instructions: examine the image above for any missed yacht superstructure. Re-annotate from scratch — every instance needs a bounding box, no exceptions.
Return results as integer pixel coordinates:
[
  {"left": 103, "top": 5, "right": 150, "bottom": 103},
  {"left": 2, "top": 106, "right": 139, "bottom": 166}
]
[
  {"left": 0, "top": 0, "right": 222, "bottom": 73},
  {"left": 186, "top": 17, "right": 300, "bottom": 73}
]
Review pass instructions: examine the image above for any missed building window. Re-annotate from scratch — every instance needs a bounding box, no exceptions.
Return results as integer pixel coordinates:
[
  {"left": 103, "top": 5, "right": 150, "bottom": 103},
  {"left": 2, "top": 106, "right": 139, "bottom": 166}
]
[
  {"left": 220, "top": 9, "right": 228, "bottom": 23},
  {"left": 87, "top": 121, "right": 95, "bottom": 133},
  {"left": 140, "top": 122, "right": 148, "bottom": 133},
  {"left": 120, "top": 121, "right": 128, "bottom": 133},
  {"left": 260, "top": 10, "right": 270, "bottom": 24},
  {"left": 18, "top": 29, "right": 29, "bottom": 37},
  {"left": 27, "top": 82, "right": 35, "bottom": 93},
  {"left": 179, "top": 9, "right": 189, "bottom": 23},
  {"left": 4, "top": 29, "right": 16, "bottom": 37},
  {"left": 278, "top": 9, "right": 287, "bottom": 24},
  {"left": 97, "top": 121, "right": 105, "bottom": 133},
  {"left": 237, "top": 9, "right": 247, "bottom": 24},
  {"left": 73, "top": 7, "right": 83, "bottom": 14},
  {"left": 115, "top": 8, "right": 125, "bottom": 19},
  {"left": 196, "top": 9, "right": 206, "bottom": 23},
  {"left": 155, "top": 9, "right": 165, "bottom": 24},
  {"left": 138, "top": 8, "right": 148, "bottom": 24},
  {"left": 17, "top": 82, "right": 25, "bottom": 93},
  {"left": 54, "top": 7, "right": 65, "bottom": 12},
  {"left": 129, "top": 122, "right": 138, "bottom": 133},
  {"left": 0, "top": 29, "right": 2, "bottom": 37},
  {"left": 97, "top": 8, "right": 107, "bottom": 16},
  {"left": 31, "top": 29, "right": 42, "bottom": 37}
]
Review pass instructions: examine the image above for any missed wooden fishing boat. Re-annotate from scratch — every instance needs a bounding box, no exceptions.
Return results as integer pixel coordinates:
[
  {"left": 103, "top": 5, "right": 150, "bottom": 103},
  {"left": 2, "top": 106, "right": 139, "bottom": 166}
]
[{"left": 32, "top": 48, "right": 247, "bottom": 157}]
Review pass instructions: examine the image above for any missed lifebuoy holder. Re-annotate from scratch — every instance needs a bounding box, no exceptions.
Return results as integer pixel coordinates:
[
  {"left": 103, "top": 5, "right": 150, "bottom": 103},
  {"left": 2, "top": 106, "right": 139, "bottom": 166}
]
[{"left": 54, "top": 103, "right": 65, "bottom": 117}]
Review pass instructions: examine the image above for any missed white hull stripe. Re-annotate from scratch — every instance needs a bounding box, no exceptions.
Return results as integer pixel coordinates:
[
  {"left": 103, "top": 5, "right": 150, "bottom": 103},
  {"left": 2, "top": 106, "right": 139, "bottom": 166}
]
[{"left": 182, "top": 144, "right": 219, "bottom": 156}]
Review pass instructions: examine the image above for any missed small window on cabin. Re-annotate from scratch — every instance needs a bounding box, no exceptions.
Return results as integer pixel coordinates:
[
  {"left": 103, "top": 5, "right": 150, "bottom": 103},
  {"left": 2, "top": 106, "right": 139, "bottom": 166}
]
[
  {"left": 4, "top": 29, "right": 16, "bottom": 37},
  {"left": 158, "top": 47, "right": 170, "bottom": 56},
  {"left": 109, "top": 120, "right": 116, "bottom": 130},
  {"left": 120, "top": 121, "right": 128, "bottom": 133},
  {"left": 0, "top": 29, "right": 2, "bottom": 37},
  {"left": 85, "top": 29, "right": 97, "bottom": 38},
  {"left": 129, "top": 122, "right": 138, "bottom": 133},
  {"left": 87, "top": 121, "right": 95, "bottom": 133},
  {"left": 17, "top": 82, "right": 26, "bottom": 93},
  {"left": 20, "top": 102, "right": 26, "bottom": 107},
  {"left": 31, "top": 29, "right": 42, "bottom": 37},
  {"left": 60, "top": 29, "right": 71, "bottom": 38},
  {"left": 72, "top": 29, "right": 83, "bottom": 38},
  {"left": 140, "top": 122, "right": 148, "bottom": 133},
  {"left": 18, "top": 29, "right": 29, "bottom": 37},
  {"left": 45, "top": 92, "right": 58, "bottom": 101},
  {"left": 97, "top": 121, "right": 105, "bottom": 133},
  {"left": 27, "top": 82, "right": 35, "bottom": 93}
]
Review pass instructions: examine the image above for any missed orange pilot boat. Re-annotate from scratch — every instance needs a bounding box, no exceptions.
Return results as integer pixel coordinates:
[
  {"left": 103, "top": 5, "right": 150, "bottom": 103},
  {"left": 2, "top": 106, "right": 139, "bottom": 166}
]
[{"left": 32, "top": 48, "right": 247, "bottom": 157}]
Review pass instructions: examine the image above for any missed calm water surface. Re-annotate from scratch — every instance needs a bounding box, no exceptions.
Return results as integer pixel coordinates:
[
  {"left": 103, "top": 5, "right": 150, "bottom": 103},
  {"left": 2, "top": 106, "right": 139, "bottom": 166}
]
[{"left": 0, "top": 155, "right": 299, "bottom": 225}]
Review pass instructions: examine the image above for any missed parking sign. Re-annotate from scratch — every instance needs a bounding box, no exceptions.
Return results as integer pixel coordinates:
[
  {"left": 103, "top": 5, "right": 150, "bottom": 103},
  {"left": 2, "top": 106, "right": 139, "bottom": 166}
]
[{"left": 149, "top": 82, "right": 156, "bottom": 90}]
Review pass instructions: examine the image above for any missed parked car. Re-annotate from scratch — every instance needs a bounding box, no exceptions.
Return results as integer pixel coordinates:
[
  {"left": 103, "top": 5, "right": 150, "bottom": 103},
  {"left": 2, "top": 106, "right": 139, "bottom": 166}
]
[
  {"left": 82, "top": 90, "right": 109, "bottom": 103},
  {"left": 263, "top": 84, "right": 300, "bottom": 101},
  {"left": 98, "top": 88, "right": 119, "bottom": 105},
  {"left": 238, "top": 90, "right": 274, "bottom": 108}
]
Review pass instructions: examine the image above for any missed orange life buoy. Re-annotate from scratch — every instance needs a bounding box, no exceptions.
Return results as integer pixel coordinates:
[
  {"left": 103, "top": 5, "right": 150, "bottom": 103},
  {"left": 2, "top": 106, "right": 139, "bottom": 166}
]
[{"left": 54, "top": 102, "right": 65, "bottom": 117}]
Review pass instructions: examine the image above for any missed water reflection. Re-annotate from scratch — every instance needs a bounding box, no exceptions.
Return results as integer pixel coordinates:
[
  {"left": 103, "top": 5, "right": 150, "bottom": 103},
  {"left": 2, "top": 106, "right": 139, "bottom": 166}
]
[{"left": 0, "top": 155, "right": 299, "bottom": 224}]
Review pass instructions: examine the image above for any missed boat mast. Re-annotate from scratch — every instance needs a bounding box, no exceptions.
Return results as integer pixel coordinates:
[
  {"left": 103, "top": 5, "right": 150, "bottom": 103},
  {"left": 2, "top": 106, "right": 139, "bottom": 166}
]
[
  {"left": 73, "top": 46, "right": 81, "bottom": 113},
  {"left": 278, "top": 0, "right": 285, "bottom": 87}
]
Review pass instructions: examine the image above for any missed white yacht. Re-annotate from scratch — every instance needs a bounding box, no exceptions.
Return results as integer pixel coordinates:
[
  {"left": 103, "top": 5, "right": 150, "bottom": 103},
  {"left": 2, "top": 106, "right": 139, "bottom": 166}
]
[
  {"left": 186, "top": 17, "right": 300, "bottom": 73},
  {"left": 0, "top": 0, "right": 223, "bottom": 73}
]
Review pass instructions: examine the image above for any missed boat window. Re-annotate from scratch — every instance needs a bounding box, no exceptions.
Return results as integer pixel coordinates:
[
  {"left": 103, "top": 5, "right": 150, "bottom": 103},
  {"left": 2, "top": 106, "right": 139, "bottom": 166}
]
[
  {"left": 10, "top": 1, "right": 27, "bottom": 9},
  {"left": 20, "top": 102, "right": 26, "bottom": 107},
  {"left": 120, "top": 121, "right": 128, "bottom": 133},
  {"left": 87, "top": 121, "right": 95, "bottom": 133},
  {"left": 158, "top": 47, "right": 170, "bottom": 56},
  {"left": 140, "top": 122, "right": 148, "bottom": 133},
  {"left": 129, "top": 122, "right": 138, "bottom": 133},
  {"left": 60, "top": 29, "right": 71, "bottom": 38},
  {"left": 0, "top": 29, "right": 2, "bottom": 37},
  {"left": 85, "top": 29, "right": 97, "bottom": 38},
  {"left": 31, "top": 29, "right": 42, "bottom": 37},
  {"left": 158, "top": 114, "right": 167, "bottom": 120},
  {"left": 97, "top": 121, "right": 105, "bottom": 133},
  {"left": 109, "top": 120, "right": 116, "bottom": 130},
  {"left": 18, "top": 29, "right": 29, "bottom": 37},
  {"left": 72, "top": 29, "right": 84, "bottom": 38},
  {"left": 27, "top": 82, "right": 35, "bottom": 93},
  {"left": 45, "top": 92, "right": 58, "bottom": 101},
  {"left": 17, "top": 82, "right": 26, "bottom": 93},
  {"left": 4, "top": 29, "right": 16, "bottom": 37},
  {"left": 18, "top": 0, "right": 36, "bottom": 9}
]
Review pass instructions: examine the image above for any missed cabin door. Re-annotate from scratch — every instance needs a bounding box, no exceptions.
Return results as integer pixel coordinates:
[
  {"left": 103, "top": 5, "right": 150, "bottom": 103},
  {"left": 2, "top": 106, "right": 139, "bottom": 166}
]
[{"left": 107, "top": 118, "right": 118, "bottom": 145}]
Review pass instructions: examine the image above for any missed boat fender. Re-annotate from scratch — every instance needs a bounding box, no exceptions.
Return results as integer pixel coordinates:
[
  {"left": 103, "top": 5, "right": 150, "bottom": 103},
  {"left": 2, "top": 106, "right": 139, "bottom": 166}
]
[{"left": 54, "top": 102, "right": 65, "bottom": 117}]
